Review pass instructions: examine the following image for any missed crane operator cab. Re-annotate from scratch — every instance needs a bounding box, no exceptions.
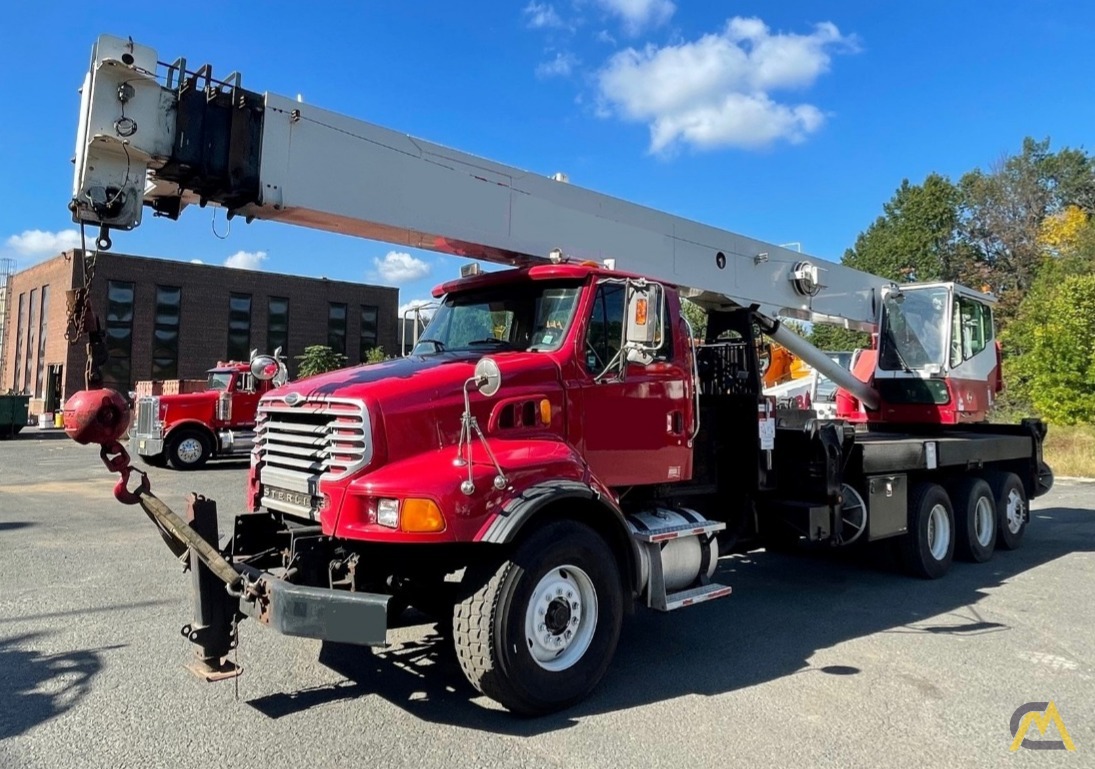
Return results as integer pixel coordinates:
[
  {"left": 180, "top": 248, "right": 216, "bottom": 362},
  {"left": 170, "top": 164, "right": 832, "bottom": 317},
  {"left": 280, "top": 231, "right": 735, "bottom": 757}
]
[{"left": 839, "top": 283, "right": 1001, "bottom": 424}]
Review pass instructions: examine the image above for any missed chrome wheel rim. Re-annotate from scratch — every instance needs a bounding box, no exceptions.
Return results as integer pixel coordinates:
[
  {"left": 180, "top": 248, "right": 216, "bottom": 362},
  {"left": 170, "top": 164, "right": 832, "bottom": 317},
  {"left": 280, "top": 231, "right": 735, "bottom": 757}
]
[
  {"left": 927, "top": 503, "right": 951, "bottom": 561},
  {"left": 1005, "top": 489, "right": 1025, "bottom": 534},
  {"left": 974, "top": 495, "right": 995, "bottom": 547},
  {"left": 525, "top": 565, "right": 598, "bottom": 672},
  {"left": 176, "top": 437, "right": 204, "bottom": 464}
]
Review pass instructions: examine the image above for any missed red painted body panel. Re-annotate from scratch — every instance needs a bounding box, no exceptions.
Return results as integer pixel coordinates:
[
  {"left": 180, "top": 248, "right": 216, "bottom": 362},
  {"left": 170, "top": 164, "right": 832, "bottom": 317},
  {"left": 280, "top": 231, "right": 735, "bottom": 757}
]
[
  {"left": 254, "top": 267, "right": 696, "bottom": 545},
  {"left": 158, "top": 366, "right": 273, "bottom": 445}
]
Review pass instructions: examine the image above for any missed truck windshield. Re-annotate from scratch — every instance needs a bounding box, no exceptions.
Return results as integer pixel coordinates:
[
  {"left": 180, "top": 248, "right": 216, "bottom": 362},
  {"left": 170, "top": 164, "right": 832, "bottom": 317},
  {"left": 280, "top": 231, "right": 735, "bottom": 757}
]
[
  {"left": 207, "top": 372, "right": 233, "bottom": 391},
  {"left": 879, "top": 288, "right": 949, "bottom": 371},
  {"left": 414, "top": 282, "right": 581, "bottom": 355}
]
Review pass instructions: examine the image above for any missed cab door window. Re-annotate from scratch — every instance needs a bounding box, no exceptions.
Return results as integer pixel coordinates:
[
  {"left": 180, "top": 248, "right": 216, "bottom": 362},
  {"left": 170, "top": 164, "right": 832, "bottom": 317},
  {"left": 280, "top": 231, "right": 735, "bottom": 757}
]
[
  {"left": 950, "top": 297, "right": 992, "bottom": 365},
  {"left": 584, "top": 283, "right": 625, "bottom": 375}
]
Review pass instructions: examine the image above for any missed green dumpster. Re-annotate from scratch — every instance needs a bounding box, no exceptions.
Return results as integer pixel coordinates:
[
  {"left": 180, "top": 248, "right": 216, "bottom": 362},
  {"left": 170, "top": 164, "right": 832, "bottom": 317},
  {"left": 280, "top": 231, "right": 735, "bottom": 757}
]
[{"left": 0, "top": 394, "right": 30, "bottom": 439}]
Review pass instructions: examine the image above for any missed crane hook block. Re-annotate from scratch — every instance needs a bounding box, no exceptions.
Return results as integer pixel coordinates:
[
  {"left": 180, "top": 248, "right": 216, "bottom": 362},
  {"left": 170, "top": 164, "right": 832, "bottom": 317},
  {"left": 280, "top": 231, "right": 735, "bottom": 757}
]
[{"left": 63, "top": 388, "right": 131, "bottom": 445}]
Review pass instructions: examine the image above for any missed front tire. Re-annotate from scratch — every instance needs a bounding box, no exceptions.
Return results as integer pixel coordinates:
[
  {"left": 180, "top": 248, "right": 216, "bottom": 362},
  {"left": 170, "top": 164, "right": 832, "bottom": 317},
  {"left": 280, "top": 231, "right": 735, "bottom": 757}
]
[
  {"left": 898, "top": 482, "right": 955, "bottom": 579},
  {"left": 453, "top": 521, "right": 624, "bottom": 715},
  {"left": 951, "top": 477, "right": 996, "bottom": 563},
  {"left": 166, "top": 429, "right": 211, "bottom": 470}
]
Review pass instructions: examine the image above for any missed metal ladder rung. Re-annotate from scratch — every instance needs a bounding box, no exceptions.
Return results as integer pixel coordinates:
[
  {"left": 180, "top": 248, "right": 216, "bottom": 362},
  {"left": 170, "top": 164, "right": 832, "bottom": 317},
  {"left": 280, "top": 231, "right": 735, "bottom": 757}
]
[{"left": 663, "top": 583, "right": 733, "bottom": 611}]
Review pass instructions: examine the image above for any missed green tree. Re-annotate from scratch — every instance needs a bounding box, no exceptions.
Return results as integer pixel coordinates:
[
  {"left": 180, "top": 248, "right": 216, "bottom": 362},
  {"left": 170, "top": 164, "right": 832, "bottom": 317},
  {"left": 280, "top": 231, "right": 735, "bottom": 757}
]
[
  {"left": 1000, "top": 215, "right": 1095, "bottom": 410},
  {"left": 681, "top": 299, "right": 707, "bottom": 341},
  {"left": 843, "top": 173, "right": 969, "bottom": 283},
  {"left": 1025, "top": 273, "right": 1095, "bottom": 424},
  {"left": 958, "top": 137, "right": 1095, "bottom": 319},
  {"left": 295, "top": 345, "right": 347, "bottom": 378},
  {"left": 363, "top": 346, "right": 389, "bottom": 364},
  {"left": 807, "top": 323, "right": 869, "bottom": 352}
]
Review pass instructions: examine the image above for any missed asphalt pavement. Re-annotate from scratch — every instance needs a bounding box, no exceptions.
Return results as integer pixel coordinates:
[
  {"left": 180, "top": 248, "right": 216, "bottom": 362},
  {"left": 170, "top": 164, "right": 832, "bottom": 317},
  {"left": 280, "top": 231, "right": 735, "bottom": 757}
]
[{"left": 1, "top": 427, "right": 1093, "bottom": 768}]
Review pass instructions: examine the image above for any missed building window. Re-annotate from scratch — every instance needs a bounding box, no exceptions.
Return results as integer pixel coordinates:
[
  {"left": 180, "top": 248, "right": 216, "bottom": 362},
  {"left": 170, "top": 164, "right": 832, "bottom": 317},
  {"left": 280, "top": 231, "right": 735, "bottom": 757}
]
[
  {"left": 227, "top": 293, "right": 252, "bottom": 361},
  {"left": 360, "top": 304, "right": 379, "bottom": 360},
  {"left": 152, "top": 286, "right": 182, "bottom": 379},
  {"left": 328, "top": 302, "right": 347, "bottom": 356},
  {"left": 12, "top": 292, "right": 24, "bottom": 391},
  {"left": 24, "top": 288, "right": 36, "bottom": 393},
  {"left": 104, "top": 281, "right": 135, "bottom": 391},
  {"left": 35, "top": 285, "right": 49, "bottom": 398},
  {"left": 267, "top": 297, "right": 289, "bottom": 356}
]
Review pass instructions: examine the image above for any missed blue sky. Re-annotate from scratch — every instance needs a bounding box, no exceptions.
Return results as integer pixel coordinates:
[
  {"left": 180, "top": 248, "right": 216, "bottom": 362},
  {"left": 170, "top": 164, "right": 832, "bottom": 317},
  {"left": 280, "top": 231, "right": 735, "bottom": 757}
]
[{"left": 2, "top": 1, "right": 1093, "bottom": 316}]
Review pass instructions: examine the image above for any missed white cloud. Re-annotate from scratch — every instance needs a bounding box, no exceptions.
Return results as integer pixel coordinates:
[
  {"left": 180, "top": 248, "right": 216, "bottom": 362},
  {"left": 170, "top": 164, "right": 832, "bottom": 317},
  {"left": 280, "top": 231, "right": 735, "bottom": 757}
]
[
  {"left": 375, "top": 251, "right": 430, "bottom": 283},
  {"left": 597, "top": 17, "right": 855, "bottom": 153},
  {"left": 595, "top": 0, "right": 675, "bottom": 36},
  {"left": 224, "top": 250, "right": 268, "bottom": 270},
  {"left": 398, "top": 299, "right": 437, "bottom": 318},
  {"left": 5, "top": 229, "right": 81, "bottom": 259},
  {"left": 524, "top": 2, "right": 563, "bottom": 29},
  {"left": 190, "top": 258, "right": 204, "bottom": 264},
  {"left": 537, "top": 51, "right": 580, "bottom": 78}
]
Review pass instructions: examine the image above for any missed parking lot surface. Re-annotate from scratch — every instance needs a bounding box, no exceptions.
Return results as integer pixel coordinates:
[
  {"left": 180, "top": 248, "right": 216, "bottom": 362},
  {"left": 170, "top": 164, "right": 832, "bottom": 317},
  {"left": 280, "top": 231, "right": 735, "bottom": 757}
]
[{"left": 1, "top": 428, "right": 1093, "bottom": 768}]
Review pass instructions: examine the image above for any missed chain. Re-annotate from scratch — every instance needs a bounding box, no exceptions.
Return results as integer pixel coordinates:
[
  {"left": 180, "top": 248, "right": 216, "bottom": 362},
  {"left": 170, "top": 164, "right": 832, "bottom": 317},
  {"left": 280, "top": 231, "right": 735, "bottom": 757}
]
[
  {"left": 65, "top": 223, "right": 108, "bottom": 389},
  {"left": 65, "top": 223, "right": 97, "bottom": 343}
]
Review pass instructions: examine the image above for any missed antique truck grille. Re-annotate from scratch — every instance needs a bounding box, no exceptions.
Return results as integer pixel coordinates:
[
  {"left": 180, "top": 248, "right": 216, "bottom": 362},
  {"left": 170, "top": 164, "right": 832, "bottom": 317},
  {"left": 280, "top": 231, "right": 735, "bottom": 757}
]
[
  {"left": 135, "top": 396, "right": 160, "bottom": 436},
  {"left": 255, "top": 397, "right": 370, "bottom": 516}
]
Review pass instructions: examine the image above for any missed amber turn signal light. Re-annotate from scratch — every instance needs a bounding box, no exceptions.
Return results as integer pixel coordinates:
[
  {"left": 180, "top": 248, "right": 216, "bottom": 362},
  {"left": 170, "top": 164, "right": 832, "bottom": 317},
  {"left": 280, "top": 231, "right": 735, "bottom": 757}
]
[{"left": 401, "top": 498, "right": 445, "bottom": 532}]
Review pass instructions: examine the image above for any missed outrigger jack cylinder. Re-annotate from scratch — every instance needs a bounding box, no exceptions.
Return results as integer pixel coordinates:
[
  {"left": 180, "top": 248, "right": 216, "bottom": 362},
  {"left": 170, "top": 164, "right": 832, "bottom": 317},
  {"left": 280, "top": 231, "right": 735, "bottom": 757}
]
[{"left": 180, "top": 494, "right": 243, "bottom": 681}]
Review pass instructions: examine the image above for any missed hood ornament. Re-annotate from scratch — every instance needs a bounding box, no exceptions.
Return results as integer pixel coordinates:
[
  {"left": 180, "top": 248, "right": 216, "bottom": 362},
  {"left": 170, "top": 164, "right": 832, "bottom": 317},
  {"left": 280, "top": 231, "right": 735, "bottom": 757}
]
[{"left": 282, "top": 392, "right": 303, "bottom": 406}]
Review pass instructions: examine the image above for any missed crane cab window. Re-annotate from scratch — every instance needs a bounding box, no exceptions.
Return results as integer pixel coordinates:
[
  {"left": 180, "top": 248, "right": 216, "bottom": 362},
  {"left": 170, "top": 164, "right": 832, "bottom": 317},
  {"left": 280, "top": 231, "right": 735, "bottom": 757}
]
[{"left": 950, "top": 297, "right": 992, "bottom": 365}]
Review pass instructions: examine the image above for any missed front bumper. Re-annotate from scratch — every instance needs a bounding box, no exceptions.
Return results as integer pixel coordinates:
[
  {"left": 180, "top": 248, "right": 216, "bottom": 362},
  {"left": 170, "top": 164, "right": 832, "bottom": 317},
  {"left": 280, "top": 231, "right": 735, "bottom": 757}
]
[
  {"left": 237, "top": 569, "right": 390, "bottom": 646},
  {"left": 134, "top": 432, "right": 164, "bottom": 456}
]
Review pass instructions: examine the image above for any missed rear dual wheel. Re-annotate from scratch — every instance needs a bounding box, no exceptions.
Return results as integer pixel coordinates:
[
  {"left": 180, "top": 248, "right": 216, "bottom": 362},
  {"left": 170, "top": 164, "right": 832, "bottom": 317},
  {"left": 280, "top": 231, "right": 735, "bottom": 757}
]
[
  {"left": 951, "top": 477, "right": 996, "bottom": 563},
  {"left": 899, "top": 482, "right": 955, "bottom": 579},
  {"left": 986, "top": 471, "right": 1028, "bottom": 551}
]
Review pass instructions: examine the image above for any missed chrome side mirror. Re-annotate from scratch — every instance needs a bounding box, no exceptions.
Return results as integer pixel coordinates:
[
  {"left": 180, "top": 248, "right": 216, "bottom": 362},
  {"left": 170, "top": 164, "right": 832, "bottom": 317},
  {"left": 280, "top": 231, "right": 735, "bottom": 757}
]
[{"left": 474, "top": 357, "right": 502, "bottom": 397}]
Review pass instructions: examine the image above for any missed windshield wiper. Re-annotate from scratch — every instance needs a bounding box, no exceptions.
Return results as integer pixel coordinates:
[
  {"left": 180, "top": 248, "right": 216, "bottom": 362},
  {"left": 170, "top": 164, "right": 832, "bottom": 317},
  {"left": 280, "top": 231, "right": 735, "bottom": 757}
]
[
  {"left": 466, "top": 338, "right": 513, "bottom": 349},
  {"left": 882, "top": 332, "right": 914, "bottom": 373}
]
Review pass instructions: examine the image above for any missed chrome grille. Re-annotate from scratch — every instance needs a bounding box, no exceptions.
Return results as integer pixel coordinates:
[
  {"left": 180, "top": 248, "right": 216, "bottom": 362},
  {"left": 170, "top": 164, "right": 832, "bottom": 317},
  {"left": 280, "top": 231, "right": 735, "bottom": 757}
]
[
  {"left": 135, "top": 396, "right": 160, "bottom": 436},
  {"left": 255, "top": 397, "right": 370, "bottom": 506}
]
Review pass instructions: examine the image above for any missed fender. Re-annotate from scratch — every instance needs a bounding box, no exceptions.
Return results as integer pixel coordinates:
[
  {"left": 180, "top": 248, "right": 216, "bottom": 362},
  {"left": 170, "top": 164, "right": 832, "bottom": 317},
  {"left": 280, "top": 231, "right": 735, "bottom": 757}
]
[
  {"left": 478, "top": 479, "right": 643, "bottom": 595},
  {"left": 164, "top": 419, "right": 218, "bottom": 450}
]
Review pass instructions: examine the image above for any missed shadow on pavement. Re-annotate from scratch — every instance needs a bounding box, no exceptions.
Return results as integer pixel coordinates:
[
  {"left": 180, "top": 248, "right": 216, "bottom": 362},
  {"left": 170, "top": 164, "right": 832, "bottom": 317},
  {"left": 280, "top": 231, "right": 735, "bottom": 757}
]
[
  {"left": 0, "top": 632, "right": 124, "bottom": 740},
  {"left": 246, "top": 503, "right": 1094, "bottom": 733},
  {"left": 0, "top": 522, "right": 35, "bottom": 532}
]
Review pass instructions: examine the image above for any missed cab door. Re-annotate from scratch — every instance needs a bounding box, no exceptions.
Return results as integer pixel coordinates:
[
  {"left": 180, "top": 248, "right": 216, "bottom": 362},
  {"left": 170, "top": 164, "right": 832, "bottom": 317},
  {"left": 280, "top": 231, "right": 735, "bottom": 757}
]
[
  {"left": 229, "top": 371, "right": 261, "bottom": 427},
  {"left": 575, "top": 281, "right": 693, "bottom": 487}
]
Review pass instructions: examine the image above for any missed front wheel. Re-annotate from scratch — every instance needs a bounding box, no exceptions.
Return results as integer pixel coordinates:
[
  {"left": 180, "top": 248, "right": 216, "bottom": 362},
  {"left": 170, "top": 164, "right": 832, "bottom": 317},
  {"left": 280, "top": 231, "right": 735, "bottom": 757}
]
[
  {"left": 453, "top": 521, "right": 624, "bottom": 715},
  {"left": 166, "top": 429, "right": 211, "bottom": 470}
]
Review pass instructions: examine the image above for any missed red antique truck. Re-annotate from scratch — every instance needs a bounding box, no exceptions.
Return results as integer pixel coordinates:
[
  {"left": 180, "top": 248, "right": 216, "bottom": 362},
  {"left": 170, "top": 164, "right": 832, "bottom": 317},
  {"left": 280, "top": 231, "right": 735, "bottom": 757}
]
[{"left": 133, "top": 352, "right": 287, "bottom": 469}]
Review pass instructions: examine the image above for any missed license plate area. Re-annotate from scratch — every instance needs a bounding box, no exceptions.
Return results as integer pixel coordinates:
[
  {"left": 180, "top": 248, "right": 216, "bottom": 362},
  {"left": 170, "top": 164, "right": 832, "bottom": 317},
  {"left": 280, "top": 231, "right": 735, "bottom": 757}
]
[{"left": 262, "top": 485, "right": 320, "bottom": 519}]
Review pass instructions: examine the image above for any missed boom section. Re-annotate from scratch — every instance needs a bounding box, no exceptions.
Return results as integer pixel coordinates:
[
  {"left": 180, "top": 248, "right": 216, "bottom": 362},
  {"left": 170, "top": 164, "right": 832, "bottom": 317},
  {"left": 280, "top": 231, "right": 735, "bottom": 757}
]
[{"left": 72, "top": 35, "right": 890, "bottom": 327}]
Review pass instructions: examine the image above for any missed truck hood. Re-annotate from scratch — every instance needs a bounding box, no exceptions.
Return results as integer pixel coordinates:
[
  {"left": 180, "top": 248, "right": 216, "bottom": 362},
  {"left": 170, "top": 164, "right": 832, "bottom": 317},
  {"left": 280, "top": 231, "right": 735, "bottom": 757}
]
[
  {"left": 265, "top": 351, "right": 565, "bottom": 461},
  {"left": 156, "top": 391, "right": 219, "bottom": 408}
]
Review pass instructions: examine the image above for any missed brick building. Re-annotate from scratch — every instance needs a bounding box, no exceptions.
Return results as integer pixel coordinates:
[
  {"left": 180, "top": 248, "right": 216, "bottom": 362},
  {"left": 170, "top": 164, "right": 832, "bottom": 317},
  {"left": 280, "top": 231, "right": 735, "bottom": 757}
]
[{"left": 1, "top": 250, "right": 398, "bottom": 415}]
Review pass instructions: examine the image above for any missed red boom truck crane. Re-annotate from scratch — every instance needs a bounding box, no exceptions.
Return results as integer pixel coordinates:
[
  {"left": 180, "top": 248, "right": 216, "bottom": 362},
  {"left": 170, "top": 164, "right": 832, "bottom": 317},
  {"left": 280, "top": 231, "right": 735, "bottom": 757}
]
[{"left": 65, "top": 36, "right": 1053, "bottom": 715}]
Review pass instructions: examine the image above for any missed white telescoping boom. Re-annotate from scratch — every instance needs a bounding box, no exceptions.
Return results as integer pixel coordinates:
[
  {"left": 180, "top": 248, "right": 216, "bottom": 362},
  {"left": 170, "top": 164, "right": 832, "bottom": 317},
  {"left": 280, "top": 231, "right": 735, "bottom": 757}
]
[{"left": 71, "top": 35, "right": 888, "bottom": 405}]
